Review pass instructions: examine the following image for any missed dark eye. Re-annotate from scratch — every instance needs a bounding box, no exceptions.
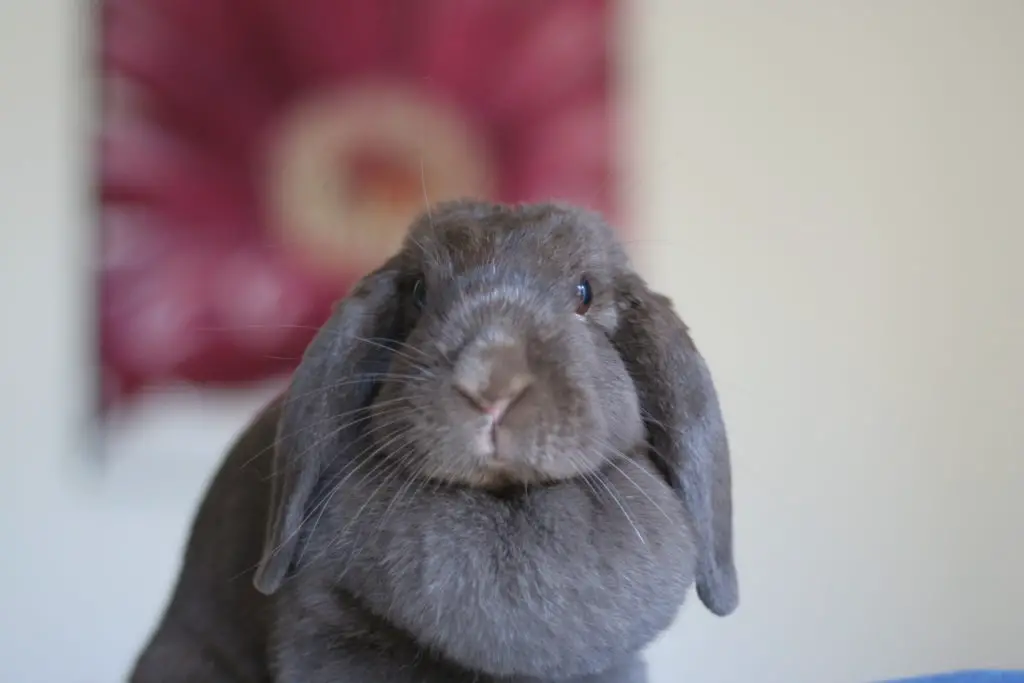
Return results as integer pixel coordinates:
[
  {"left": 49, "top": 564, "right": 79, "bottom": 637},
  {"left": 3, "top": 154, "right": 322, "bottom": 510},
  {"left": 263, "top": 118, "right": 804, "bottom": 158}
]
[
  {"left": 575, "top": 278, "right": 593, "bottom": 315},
  {"left": 412, "top": 278, "right": 427, "bottom": 309}
]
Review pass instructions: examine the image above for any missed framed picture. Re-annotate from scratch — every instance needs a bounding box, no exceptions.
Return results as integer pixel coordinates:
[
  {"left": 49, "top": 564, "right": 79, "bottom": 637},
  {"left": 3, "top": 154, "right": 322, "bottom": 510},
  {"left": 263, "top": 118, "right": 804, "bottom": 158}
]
[{"left": 96, "top": 0, "right": 621, "bottom": 465}]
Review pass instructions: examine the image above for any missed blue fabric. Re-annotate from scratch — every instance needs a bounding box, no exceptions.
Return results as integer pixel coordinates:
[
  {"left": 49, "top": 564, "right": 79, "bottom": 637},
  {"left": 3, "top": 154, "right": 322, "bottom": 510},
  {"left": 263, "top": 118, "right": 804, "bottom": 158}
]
[{"left": 887, "top": 672, "right": 1024, "bottom": 682}]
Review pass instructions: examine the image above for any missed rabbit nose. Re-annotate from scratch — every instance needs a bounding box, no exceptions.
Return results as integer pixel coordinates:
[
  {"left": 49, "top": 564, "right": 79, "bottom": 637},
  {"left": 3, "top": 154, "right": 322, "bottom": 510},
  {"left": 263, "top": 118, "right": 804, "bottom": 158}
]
[{"left": 452, "top": 341, "right": 534, "bottom": 422}]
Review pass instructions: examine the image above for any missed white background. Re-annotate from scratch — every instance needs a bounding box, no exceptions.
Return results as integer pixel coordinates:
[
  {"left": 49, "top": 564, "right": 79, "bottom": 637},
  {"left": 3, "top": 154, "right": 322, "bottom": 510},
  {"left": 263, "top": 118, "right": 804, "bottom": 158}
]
[{"left": 1, "top": 2, "right": 1022, "bottom": 682}]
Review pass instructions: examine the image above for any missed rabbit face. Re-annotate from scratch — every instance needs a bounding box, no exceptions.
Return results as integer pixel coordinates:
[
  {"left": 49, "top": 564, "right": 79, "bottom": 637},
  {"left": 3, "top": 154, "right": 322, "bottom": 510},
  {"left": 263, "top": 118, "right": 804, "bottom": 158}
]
[{"left": 371, "top": 203, "right": 645, "bottom": 490}]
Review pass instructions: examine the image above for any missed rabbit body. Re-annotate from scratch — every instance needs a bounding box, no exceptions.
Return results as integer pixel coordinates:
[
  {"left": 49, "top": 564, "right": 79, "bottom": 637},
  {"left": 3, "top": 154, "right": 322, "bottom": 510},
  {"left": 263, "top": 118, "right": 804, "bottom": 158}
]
[
  {"left": 129, "top": 201, "right": 738, "bottom": 682},
  {"left": 131, "top": 400, "right": 671, "bottom": 683}
]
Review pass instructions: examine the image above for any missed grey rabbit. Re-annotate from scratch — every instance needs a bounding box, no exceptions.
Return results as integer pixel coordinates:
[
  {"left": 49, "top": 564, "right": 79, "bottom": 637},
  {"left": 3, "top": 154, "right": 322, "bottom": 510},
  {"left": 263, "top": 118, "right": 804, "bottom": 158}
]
[{"left": 128, "top": 200, "right": 739, "bottom": 683}]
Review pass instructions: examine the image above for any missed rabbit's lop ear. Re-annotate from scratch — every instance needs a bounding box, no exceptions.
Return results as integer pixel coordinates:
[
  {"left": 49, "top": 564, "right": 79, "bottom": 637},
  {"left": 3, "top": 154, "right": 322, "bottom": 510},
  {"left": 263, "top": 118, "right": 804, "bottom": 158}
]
[
  {"left": 253, "top": 260, "right": 402, "bottom": 596},
  {"left": 614, "top": 273, "right": 738, "bottom": 616}
]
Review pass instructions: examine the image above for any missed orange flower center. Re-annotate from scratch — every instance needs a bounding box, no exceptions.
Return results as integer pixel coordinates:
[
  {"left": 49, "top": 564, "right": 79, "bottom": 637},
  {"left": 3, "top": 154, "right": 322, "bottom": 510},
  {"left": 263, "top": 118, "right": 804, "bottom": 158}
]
[
  {"left": 344, "top": 146, "right": 422, "bottom": 208},
  {"left": 266, "top": 84, "right": 496, "bottom": 277}
]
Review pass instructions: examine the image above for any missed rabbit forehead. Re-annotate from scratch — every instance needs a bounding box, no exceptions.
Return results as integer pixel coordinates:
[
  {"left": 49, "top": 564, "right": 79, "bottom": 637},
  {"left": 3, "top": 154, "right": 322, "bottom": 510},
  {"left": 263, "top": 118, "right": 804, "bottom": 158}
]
[{"left": 405, "top": 200, "right": 628, "bottom": 283}]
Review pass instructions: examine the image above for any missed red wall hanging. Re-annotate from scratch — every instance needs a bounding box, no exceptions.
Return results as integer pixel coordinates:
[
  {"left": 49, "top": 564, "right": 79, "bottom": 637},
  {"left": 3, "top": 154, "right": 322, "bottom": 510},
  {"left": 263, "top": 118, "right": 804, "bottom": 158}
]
[{"left": 98, "top": 0, "right": 620, "bottom": 417}]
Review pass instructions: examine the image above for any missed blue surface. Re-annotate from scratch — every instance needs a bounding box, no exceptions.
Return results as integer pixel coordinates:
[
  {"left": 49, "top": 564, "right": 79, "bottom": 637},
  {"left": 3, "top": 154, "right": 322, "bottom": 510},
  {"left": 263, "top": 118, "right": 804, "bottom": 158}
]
[{"left": 888, "top": 672, "right": 1024, "bottom": 682}]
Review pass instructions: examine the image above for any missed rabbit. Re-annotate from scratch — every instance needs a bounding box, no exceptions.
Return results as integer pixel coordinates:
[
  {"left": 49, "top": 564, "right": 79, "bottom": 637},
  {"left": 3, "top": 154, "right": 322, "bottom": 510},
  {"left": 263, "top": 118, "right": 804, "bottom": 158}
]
[{"left": 128, "top": 199, "right": 739, "bottom": 683}]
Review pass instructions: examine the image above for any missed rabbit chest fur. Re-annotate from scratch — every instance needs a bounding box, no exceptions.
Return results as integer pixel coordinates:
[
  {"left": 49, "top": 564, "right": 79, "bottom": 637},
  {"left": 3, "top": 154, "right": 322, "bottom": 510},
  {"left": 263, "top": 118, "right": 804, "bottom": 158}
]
[{"left": 271, "top": 435, "right": 694, "bottom": 682}]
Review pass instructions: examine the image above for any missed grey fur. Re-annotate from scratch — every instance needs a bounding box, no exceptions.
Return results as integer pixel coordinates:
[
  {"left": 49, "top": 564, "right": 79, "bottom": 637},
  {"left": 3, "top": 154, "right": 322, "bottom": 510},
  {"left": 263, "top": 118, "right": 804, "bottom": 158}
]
[{"left": 129, "top": 200, "right": 738, "bottom": 683}]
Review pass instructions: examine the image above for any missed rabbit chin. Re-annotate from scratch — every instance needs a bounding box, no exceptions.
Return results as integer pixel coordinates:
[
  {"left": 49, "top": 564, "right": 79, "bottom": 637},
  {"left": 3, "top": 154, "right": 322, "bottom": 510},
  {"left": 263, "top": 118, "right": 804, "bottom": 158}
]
[
  {"left": 429, "top": 429, "right": 594, "bottom": 491},
  {"left": 415, "top": 453, "right": 581, "bottom": 492},
  {"left": 455, "top": 460, "right": 561, "bottom": 492}
]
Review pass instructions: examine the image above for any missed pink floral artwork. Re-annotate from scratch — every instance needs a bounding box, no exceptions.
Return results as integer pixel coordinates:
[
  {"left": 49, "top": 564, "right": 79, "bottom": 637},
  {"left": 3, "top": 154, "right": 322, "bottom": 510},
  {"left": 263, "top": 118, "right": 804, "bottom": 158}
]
[{"left": 98, "top": 0, "right": 619, "bottom": 415}]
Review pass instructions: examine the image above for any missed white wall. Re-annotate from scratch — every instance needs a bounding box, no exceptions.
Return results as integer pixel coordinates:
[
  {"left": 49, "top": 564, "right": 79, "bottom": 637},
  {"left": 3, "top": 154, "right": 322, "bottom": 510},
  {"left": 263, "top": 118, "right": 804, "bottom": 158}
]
[{"left": 1, "top": 2, "right": 1022, "bottom": 682}]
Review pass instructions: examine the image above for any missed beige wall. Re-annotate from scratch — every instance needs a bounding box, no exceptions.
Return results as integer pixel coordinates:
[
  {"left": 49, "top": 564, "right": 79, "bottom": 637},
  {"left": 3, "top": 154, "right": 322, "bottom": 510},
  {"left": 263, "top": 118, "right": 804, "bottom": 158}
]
[
  {"left": 1, "top": 2, "right": 1022, "bottom": 682},
  {"left": 627, "top": 2, "right": 1024, "bottom": 681}
]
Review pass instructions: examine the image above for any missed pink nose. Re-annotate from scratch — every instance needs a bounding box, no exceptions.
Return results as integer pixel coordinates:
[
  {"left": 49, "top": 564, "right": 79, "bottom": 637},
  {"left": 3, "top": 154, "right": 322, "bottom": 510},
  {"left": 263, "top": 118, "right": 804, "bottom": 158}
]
[{"left": 452, "top": 340, "right": 534, "bottom": 422}]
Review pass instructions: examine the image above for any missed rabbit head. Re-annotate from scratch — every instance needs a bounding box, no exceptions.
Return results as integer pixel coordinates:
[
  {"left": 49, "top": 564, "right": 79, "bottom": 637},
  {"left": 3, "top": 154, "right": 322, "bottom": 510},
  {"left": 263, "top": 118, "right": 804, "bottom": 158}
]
[{"left": 253, "top": 200, "right": 738, "bottom": 670}]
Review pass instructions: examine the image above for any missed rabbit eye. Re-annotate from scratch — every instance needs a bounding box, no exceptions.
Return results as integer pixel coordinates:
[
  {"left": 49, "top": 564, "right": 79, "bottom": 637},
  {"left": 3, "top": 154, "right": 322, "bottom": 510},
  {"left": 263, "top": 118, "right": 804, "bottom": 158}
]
[
  {"left": 575, "top": 278, "right": 593, "bottom": 315},
  {"left": 412, "top": 279, "right": 427, "bottom": 309}
]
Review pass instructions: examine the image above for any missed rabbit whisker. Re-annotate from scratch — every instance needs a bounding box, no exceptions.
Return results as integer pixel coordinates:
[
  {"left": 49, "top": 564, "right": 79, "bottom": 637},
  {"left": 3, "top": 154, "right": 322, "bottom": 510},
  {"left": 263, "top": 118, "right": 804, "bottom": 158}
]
[
  {"left": 602, "top": 458, "right": 675, "bottom": 528},
  {"left": 567, "top": 450, "right": 646, "bottom": 546},
  {"left": 319, "top": 445, "right": 418, "bottom": 579},
  {"left": 358, "top": 336, "right": 434, "bottom": 363},
  {"left": 296, "top": 427, "right": 416, "bottom": 566},
  {"left": 372, "top": 454, "right": 424, "bottom": 535},
  {"left": 398, "top": 447, "right": 449, "bottom": 519},
  {"left": 571, "top": 463, "right": 605, "bottom": 507},
  {"left": 281, "top": 373, "right": 429, "bottom": 408},
  {"left": 587, "top": 437, "right": 676, "bottom": 527},
  {"left": 248, "top": 399, "right": 411, "bottom": 472},
  {"left": 277, "top": 419, "right": 413, "bottom": 553},
  {"left": 231, "top": 428, "right": 408, "bottom": 584},
  {"left": 351, "top": 336, "right": 437, "bottom": 376},
  {"left": 278, "top": 409, "right": 418, "bottom": 484},
  {"left": 592, "top": 469, "right": 646, "bottom": 546},
  {"left": 637, "top": 407, "right": 673, "bottom": 434},
  {"left": 244, "top": 397, "right": 407, "bottom": 473},
  {"left": 300, "top": 453, "right": 410, "bottom": 577}
]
